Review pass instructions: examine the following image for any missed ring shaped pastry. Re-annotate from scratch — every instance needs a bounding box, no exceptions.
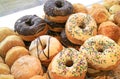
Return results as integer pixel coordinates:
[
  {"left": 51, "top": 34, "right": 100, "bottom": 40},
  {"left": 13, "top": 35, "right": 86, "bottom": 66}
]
[
  {"left": 80, "top": 35, "right": 120, "bottom": 70},
  {"left": 29, "top": 35, "right": 63, "bottom": 67},
  {"left": 65, "top": 13, "right": 97, "bottom": 45},
  {"left": 44, "top": 0, "right": 73, "bottom": 23},
  {"left": 48, "top": 48, "right": 87, "bottom": 79},
  {"left": 15, "top": 15, "right": 48, "bottom": 41}
]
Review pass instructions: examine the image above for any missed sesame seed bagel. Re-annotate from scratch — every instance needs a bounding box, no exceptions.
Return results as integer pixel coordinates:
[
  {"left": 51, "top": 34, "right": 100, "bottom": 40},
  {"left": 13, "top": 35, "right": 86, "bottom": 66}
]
[{"left": 80, "top": 35, "right": 120, "bottom": 70}]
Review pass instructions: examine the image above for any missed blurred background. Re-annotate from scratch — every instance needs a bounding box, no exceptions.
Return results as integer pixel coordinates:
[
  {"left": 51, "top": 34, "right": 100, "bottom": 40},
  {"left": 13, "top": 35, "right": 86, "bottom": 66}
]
[{"left": 0, "top": 0, "right": 44, "bottom": 17}]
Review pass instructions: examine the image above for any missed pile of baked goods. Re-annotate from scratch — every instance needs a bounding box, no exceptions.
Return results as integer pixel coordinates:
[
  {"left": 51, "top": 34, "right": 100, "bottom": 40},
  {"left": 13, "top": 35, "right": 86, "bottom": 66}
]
[{"left": 1, "top": 0, "right": 120, "bottom": 79}]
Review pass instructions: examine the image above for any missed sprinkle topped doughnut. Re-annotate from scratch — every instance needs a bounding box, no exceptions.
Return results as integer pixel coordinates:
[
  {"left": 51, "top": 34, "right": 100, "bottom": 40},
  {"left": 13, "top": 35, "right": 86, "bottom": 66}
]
[
  {"left": 80, "top": 35, "right": 120, "bottom": 70},
  {"left": 65, "top": 13, "right": 97, "bottom": 45},
  {"left": 48, "top": 48, "right": 87, "bottom": 79}
]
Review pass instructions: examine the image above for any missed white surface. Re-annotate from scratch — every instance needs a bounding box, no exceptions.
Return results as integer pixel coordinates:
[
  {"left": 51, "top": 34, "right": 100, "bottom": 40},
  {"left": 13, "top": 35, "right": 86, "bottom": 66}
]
[{"left": 0, "top": 0, "right": 102, "bottom": 30}]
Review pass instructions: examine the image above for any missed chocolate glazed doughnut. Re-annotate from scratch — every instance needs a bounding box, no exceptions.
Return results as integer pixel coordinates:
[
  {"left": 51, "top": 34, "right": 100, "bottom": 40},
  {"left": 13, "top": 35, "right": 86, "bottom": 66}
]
[
  {"left": 44, "top": 0, "right": 73, "bottom": 23},
  {"left": 15, "top": 15, "right": 48, "bottom": 41},
  {"left": 45, "top": 18, "right": 65, "bottom": 32}
]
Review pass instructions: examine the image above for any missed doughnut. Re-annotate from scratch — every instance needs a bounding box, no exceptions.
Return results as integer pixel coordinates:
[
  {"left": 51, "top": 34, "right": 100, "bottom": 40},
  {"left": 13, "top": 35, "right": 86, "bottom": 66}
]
[
  {"left": 11, "top": 55, "right": 43, "bottom": 79},
  {"left": 88, "top": 4, "right": 110, "bottom": 24},
  {"left": 45, "top": 18, "right": 65, "bottom": 32},
  {"left": 114, "top": 11, "right": 120, "bottom": 26},
  {"left": 5, "top": 46, "right": 29, "bottom": 67},
  {"left": 0, "top": 63, "right": 10, "bottom": 74},
  {"left": 65, "top": 13, "right": 97, "bottom": 45},
  {"left": 0, "top": 35, "right": 25, "bottom": 57},
  {"left": 0, "top": 27, "right": 16, "bottom": 42},
  {"left": 0, "top": 74, "right": 14, "bottom": 79},
  {"left": 112, "top": 64, "right": 120, "bottom": 79},
  {"left": 0, "top": 56, "right": 4, "bottom": 63},
  {"left": 29, "top": 35, "right": 63, "bottom": 67},
  {"left": 44, "top": 0, "right": 73, "bottom": 23},
  {"left": 60, "top": 30, "right": 80, "bottom": 50},
  {"left": 73, "top": 3, "right": 88, "bottom": 13},
  {"left": 30, "top": 75, "right": 45, "bottom": 79},
  {"left": 103, "top": 0, "right": 119, "bottom": 9},
  {"left": 80, "top": 35, "right": 120, "bottom": 70},
  {"left": 98, "top": 21, "right": 120, "bottom": 42},
  {"left": 94, "top": 75, "right": 114, "bottom": 79},
  {"left": 15, "top": 15, "right": 48, "bottom": 41},
  {"left": 46, "top": 30, "right": 61, "bottom": 41},
  {"left": 109, "top": 5, "right": 120, "bottom": 14},
  {"left": 48, "top": 48, "right": 87, "bottom": 79}
]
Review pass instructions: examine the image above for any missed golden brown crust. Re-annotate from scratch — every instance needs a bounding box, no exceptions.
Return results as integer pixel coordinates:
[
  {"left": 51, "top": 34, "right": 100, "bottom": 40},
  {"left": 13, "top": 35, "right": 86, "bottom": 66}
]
[
  {"left": 0, "top": 27, "right": 16, "bottom": 42},
  {"left": 11, "top": 55, "right": 43, "bottom": 79},
  {"left": 0, "top": 63, "right": 10, "bottom": 74},
  {"left": 5, "top": 46, "right": 29, "bottom": 67},
  {"left": 0, "top": 74, "right": 14, "bottom": 79},
  {"left": 88, "top": 3, "right": 110, "bottom": 24},
  {"left": 29, "top": 35, "right": 63, "bottom": 67},
  {"left": 0, "top": 35, "right": 25, "bottom": 57},
  {"left": 0, "top": 56, "right": 4, "bottom": 63},
  {"left": 48, "top": 62, "right": 86, "bottom": 79},
  {"left": 45, "top": 15, "right": 70, "bottom": 23},
  {"left": 94, "top": 75, "right": 114, "bottom": 79},
  {"left": 114, "top": 11, "right": 120, "bottom": 26},
  {"left": 73, "top": 3, "right": 88, "bottom": 13},
  {"left": 30, "top": 75, "right": 45, "bottom": 79},
  {"left": 98, "top": 21, "right": 120, "bottom": 42},
  {"left": 19, "top": 24, "right": 48, "bottom": 41}
]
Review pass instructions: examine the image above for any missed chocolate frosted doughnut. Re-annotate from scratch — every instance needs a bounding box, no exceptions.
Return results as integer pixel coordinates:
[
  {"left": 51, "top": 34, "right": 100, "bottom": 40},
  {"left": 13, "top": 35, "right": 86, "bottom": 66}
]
[
  {"left": 15, "top": 15, "right": 47, "bottom": 36},
  {"left": 44, "top": 0, "right": 73, "bottom": 16},
  {"left": 45, "top": 18, "right": 65, "bottom": 32}
]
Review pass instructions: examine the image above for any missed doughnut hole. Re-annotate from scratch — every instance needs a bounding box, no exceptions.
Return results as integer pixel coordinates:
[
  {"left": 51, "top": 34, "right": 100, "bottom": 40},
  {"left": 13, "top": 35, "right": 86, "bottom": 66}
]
[
  {"left": 25, "top": 19, "right": 34, "bottom": 26},
  {"left": 55, "top": 1, "right": 63, "bottom": 8},
  {"left": 65, "top": 60, "right": 73, "bottom": 67},
  {"left": 97, "top": 48, "right": 104, "bottom": 53},
  {"left": 79, "top": 23, "right": 86, "bottom": 29}
]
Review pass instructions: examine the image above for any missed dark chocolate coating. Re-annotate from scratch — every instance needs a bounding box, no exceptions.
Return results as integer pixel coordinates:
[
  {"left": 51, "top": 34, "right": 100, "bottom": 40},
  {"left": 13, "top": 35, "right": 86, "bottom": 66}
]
[
  {"left": 15, "top": 15, "right": 46, "bottom": 36},
  {"left": 45, "top": 18, "right": 65, "bottom": 29},
  {"left": 44, "top": 0, "right": 73, "bottom": 16},
  {"left": 60, "top": 30, "right": 80, "bottom": 49},
  {"left": 46, "top": 30, "right": 61, "bottom": 37}
]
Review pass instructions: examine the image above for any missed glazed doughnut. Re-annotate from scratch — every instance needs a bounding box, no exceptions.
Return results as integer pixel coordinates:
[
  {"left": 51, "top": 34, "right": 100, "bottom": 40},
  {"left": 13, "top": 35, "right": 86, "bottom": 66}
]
[
  {"left": 15, "top": 15, "right": 48, "bottom": 41},
  {"left": 0, "top": 74, "right": 14, "bottom": 79},
  {"left": 80, "top": 35, "right": 120, "bottom": 70},
  {"left": 30, "top": 75, "right": 45, "bottom": 79},
  {"left": 45, "top": 18, "right": 65, "bottom": 32},
  {"left": 48, "top": 48, "right": 87, "bottom": 79},
  {"left": 109, "top": 5, "right": 120, "bottom": 14},
  {"left": 5, "top": 46, "right": 29, "bottom": 67},
  {"left": 103, "top": 0, "right": 119, "bottom": 9},
  {"left": 0, "top": 56, "right": 4, "bottom": 63},
  {"left": 44, "top": 0, "right": 73, "bottom": 23},
  {"left": 73, "top": 3, "right": 88, "bottom": 13},
  {"left": 0, "top": 35, "right": 25, "bottom": 57},
  {"left": 0, "top": 63, "right": 10, "bottom": 74},
  {"left": 11, "top": 55, "right": 43, "bottom": 79},
  {"left": 98, "top": 21, "right": 120, "bottom": 42},
  {"left": 29, "top": 35, "right": 63, "bottom": 67},
  {"left": 114, "top": 11, "right": 120, "bottom": 26},
  {"left": 88, "top": 4, "right": 110, "bottom": 24},
  {"left": 0, "top": 27, "right": 16, "bottom": 42},
  {"left": 60, "top": 30, "right": 80, "bottom": 50},
  {"left": 65, "top": 13, "right": 97, "bottom": 45}
]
